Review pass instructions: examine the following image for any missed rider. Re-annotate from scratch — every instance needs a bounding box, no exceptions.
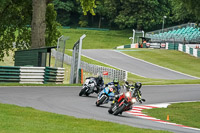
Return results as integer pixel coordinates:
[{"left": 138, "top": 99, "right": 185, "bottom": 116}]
[
  {"left": 106, "top": 78, "right": 121, "bottom": 94},
  {"left": 86, "top": 74, "right": 104, "bottom": 93},
  {"left": 113, "top": 81, "right": 143, "bottom": 107},
  {"left": 95, "top": 75, "right": 104, "bottom": 93},
  {"left": 129, "top": 82, "right": 143, "bottom": 103}
]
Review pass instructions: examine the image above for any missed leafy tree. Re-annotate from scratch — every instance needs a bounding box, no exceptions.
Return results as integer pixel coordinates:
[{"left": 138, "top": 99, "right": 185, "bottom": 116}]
[
  {"left": 79, "top": 0, "right": 96, "bottom": 15},
  {"left": 114, "top": 0, "right": 170, "bottom": 30},
  {"left": 0, "top": 0, "right": 62, "bottom": 61},
  {"left": 170, "top": 0, "right": 200, "bottom": 23},
  {"left": 0, "top": 0, "right": 31, "bottom": 61},
  {"left": 46, "top": 4, "right": 62, "bottom": 46},
  {"left": 53, "top": 0, "right": 75, "bottom": 26}
]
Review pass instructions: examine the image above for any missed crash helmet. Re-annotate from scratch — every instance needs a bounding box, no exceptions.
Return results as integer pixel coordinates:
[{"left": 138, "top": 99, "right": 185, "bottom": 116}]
[
  {"left": 113, "top": 78, "right": 119, "bottom": 86},
  {"left": 98, "top": 75, "right": 102, "bottom": 81},
  {"left": 135, "top": 82, "right": 142, "bottom": 89}
]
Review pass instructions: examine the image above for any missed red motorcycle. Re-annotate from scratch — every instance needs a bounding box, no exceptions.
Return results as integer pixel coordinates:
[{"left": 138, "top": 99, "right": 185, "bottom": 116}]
[{"left": 108, "top": 81, "right": 145, "bottom": 115}]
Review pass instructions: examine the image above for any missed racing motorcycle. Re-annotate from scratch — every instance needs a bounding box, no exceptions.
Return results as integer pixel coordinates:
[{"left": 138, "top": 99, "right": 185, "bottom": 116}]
[
  {"left": 108, "top": 81, "right": 145, "bottom": 115},
  {"left": 95, "top": 85, "right": 116, "bottom": 106},
  {"left": 79, "top": 77, "right": 97, "bottom": 96}
]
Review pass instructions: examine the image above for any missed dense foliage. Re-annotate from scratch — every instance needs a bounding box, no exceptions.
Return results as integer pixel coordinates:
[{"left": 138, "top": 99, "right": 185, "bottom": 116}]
[
  {"left": 0, "top": 0, "right": 200, "bottom": 61},
  {"left": 53, "top": 0, "right": 200, "bottom": 30},
  {"left": 0, "top": 0, "right": 60, "bottom": 61},
  {"left": 0, "top": 0, "right": 31, "bottom": 61}
]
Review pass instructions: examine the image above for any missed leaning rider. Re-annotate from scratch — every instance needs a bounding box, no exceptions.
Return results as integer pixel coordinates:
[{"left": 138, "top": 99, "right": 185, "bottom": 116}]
[
  {"left": 95, "top": 75, "right": 104, "bottom": 93},
  {"left": 114, "top": 81, "right": 143, "bottom": 106},
  {"left": 106, "top": 78, "right": 121, "bottom": 94}
]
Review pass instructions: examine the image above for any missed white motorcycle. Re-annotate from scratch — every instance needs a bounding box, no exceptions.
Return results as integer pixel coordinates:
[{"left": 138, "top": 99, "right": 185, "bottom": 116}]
[{"left": 79, "top": 77, "right": 97, "bottom": 96}]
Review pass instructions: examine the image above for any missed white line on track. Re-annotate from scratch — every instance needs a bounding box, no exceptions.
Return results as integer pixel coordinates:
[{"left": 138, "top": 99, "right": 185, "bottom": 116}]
[{"left": 114, "top": 50, "right": 200, "bottom": 79}]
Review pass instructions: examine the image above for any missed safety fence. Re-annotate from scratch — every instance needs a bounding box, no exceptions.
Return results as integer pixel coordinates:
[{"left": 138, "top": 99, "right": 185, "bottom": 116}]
[
  {"left": 0, "top": 66, "right": 65, "bottom": 84},
  {"left": 52, "top": 49, "right": 127, "bottom": 82}
]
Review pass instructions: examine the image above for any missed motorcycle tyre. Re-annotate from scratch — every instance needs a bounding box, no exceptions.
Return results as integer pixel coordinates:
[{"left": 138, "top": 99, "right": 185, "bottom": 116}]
[
  {"left": 108, "top": 104, "right": 115, "bottom": 114},
  {"left": 79, "top": 87, "right": 87, "bottom": 96},
  {"left": 96, "top": 95, "right": 107, "bottom": 107},
  {"left": 113, "top": 104, "right": 125, "bottom": 116}
]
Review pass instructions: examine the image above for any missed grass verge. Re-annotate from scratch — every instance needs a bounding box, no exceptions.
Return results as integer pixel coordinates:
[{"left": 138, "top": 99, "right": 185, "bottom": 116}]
[
  {"left": 142, "top": 102, "right": 200, "bottom": 129},
  {"left": 122, "top": 49, "right": 200, "bottom": 78},
  {"left": 0, "top": 103, "right": 170, "bottom": 133},
  {"left": 60, "top": 28, "right": 132, "bottom": 49},
  {"left": 128, "top": 73, "right": 200, "bottom": 85}
]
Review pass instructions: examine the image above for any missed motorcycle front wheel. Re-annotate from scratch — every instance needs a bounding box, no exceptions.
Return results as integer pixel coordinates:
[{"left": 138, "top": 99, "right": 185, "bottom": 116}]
[
  {"left": 96, "top": 95, "right": 107, "bottom": 106},
  {"left": 79, "top": 87, "right": 87, "bottom": 96},
  {"left": 113, "top": 104, "right": 125, "bottom": 115}
]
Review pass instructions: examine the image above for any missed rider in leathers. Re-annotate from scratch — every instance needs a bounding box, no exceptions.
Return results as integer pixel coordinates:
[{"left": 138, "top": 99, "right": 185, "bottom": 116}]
[{"left": 113, "top": 81, "right": 144, "bottom": 111}]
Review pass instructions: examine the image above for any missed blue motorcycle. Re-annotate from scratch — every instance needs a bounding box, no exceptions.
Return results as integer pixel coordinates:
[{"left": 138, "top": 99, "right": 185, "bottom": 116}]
[{"left": 96, "top": 85, "right": 116, "bottom": 106}]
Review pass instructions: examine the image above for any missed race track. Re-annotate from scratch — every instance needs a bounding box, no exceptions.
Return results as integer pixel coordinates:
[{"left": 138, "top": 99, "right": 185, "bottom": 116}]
[
  {"left": 0, "top": 85, "right": 200, "bottom": 133},
  {"left": 81, "top": 49, "right": 198, "bottom": 79}
]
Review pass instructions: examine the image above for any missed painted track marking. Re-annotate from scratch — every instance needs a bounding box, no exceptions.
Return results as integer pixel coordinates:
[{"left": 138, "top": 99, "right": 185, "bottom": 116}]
[{"left": 126, "top": 104, "right": 200, "bottom": 131}]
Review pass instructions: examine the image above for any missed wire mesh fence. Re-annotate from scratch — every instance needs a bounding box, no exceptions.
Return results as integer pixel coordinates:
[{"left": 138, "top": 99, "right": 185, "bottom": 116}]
[
  {"left": 52, "top": 49, "right": 127, "bottom": 83},
  {"left": 54, "top": 36, "right": 69, "bottom": 68}
]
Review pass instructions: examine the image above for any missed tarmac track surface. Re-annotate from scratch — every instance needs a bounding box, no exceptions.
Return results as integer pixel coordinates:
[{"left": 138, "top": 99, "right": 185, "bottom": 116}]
[
  {"left": 81, "top": 49, "right": 198, "bottom": 80},
  {"left": 0, "top": 85, "right": 200, "bottom": 133}
]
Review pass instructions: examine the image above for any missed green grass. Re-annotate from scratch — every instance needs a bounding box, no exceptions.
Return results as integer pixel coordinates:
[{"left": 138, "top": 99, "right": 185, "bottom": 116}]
[
  {"left": 0, "top": 103, "right": 170, "bottom": 133},
  {"left": 122, "top": 49, "right": 200, "bottom": 78},
  {"left": 142, "top": 102, "right": 200, "bottom": 128},
  {"left": 60, "top": 28, "right": 133, "bottom": 49},
  {"left": 127, "top": 73, "right": 200, "bottom": 85}
]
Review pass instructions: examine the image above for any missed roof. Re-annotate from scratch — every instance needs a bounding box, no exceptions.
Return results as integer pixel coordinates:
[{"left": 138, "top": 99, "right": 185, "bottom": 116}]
[{"left": 15, "top": 46, "right": 57, "bottom": 52}]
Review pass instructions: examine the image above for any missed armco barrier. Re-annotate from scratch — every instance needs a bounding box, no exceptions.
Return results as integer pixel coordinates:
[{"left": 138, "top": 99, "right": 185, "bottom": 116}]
[
  {"left": 0, "top": 66, "right": 64, "bottom": 84},
  {"left": 20, "top": 67, "right": 45, "bottom": 84},
  {"left": 44, "top": 67, "right": 65, "bottom": 84},
  {"left": 0, "top": 66, "right": 20, "bottom": 82}
]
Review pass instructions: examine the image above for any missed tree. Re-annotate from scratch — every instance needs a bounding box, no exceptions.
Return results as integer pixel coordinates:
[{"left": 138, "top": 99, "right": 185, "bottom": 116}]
[
  {"left": 0, "top": 0, "right": 31, "bottom": 61},
  {"left": 170, "top": 0, "right": 200, "bottom": 23},
  {"left": 31, "top": 0, "right": 96, "bottom": 49},
  {"left": 79, "top": 0, "right": 96, "bottom": 15},
  {"left": 114, "top": 0, "right": 170, "bottom": 30},
  {"left": 31, "top": 0, "right": 48, "bottom": 48},
  {"left": 45, "top": 3, "right": 62, "bottom": 46},
  {"left": 53, "top": 0, "right": 75, "bottom": 26},
  {"left": 0, "top": 0, "right": 62, "bottom": 61}
]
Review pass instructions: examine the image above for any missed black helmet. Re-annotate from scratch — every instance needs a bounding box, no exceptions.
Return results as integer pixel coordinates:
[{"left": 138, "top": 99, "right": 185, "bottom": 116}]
[
  {"left": 113, "top": 79, "right": 119, "bottom": 86},
  {"left": 135, "top": 82, "right": 142, "bottom": 89},
  {"left": 98, "top": 75, "right": 102, "bottom": 81}
]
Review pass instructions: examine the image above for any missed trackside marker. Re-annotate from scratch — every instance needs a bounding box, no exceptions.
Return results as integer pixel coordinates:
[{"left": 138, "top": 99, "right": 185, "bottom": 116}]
[{"left": 126, "top": 103, "right": 200, "bottom": 131}]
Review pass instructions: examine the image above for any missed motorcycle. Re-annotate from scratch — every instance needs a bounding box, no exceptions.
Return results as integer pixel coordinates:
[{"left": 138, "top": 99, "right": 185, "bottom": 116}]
[
  {"left": 79, "top": 77, "right": 97, "bottom": 96},
  {"left": 108, "top": 81, "right": 145, "bottom": 115},
  {"left": 95, "top": 85, "right": 116, "bottom": 106}
]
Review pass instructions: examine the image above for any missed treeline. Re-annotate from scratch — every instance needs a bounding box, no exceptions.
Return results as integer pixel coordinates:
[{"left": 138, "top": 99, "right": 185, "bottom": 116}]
[{"left": 53, "top": 0, "right": 200, "bottom": 31}]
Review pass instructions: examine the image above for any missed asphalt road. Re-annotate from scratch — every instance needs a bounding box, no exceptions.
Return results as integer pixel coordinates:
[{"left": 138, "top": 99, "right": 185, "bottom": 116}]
[
  {"left": 81, "top": 49, "right": 198, "bottom": 80},
  {"left": 0, "top": 85, "right": 200, "bottom": 133}
]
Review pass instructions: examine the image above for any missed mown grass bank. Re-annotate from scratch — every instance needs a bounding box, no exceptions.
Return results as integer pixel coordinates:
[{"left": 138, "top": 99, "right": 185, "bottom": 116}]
[
  {"left": 0, "top": 103, "right": 170, "bottom": 133},
  {"left": 60, "top": 28, "right": 132, "bottom": 49},
  {"left": 122, "top": 49, "right": 200, "bottom": 78},
  {"left": 142, "top": 102, "right": 200, "bottom": 129}
]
